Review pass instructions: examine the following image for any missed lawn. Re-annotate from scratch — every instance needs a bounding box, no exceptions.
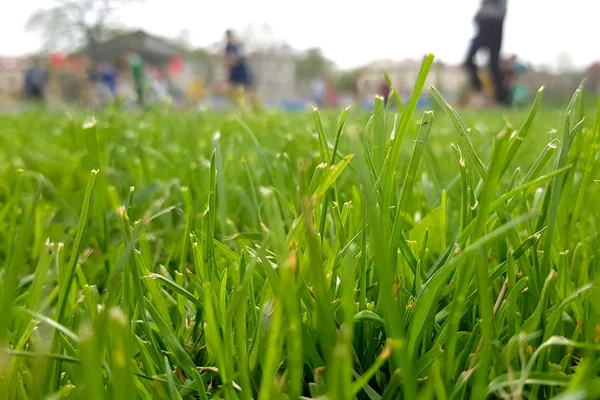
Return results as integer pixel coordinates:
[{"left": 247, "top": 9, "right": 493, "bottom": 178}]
[{"left": 1, "top": 57, "right": 599, "bottom": 399}]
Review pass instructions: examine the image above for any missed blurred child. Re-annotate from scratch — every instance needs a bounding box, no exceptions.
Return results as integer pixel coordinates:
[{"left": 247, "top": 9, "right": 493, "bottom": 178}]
[
  {"left": 222, "top": 29, "right": 260, "bottom": 111},
  {"left": 502, "top": 55, "right": 528, "bottom": 107}
]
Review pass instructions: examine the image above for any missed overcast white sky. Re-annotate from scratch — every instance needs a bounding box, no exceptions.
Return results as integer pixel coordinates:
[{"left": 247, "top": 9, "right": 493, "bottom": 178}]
[{"left": 0, "top": 0, "right": 597, "bottom": 69}]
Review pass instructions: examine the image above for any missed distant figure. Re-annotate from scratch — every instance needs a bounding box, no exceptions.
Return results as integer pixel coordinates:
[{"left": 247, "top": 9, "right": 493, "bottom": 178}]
[
  {"left": 324, "top": 84, "right": 338, "bottom": 108},
  {"left": 224, "top": 30, "right": 253, "bottom": 92},
  {"left": 502, "top": 55, "right": 528, "bottom": 107},
  {"left": 89, "top": 62, "right": 117, "bottom": 106},
  {"left": 223, "top": 29, "right": 261, "bottom": 110},
  {"left": 99, "top": 63, "right": 117, "bottom": 97},
  {"left": 464, "top": 0, "right": 509, "bottom": 107},
  {"left": 128, "top": 52, "right": 145, "bottom": 106},
  {"left": 379, "top": 80, "right": 391, "bottom": 105},
  {"left": 23, "top": 58, "right": 48, "bottom": 102},
  {"left": 311, "top": 75, "right": 326, "bottom": 107}
]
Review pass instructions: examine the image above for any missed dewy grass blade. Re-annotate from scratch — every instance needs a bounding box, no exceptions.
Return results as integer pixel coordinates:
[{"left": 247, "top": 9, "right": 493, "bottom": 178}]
[
  {"left": 384, "top": 55, "right": 434, "bottom": 220},
  {"left": 429, "top": 86, "right": 487, "bottom": 178},
  {"left": 56, "top": 170, "right": 98, "bottom": 324},
  {"left": 470, "top": 127, "right": 512, "bottom": 399},
  {"left": 390, "top": 111, "right": 434, "bottom": 271},
  {"left": 313, "top": 108, "right": 331, "bottom": 163},
  {"left": 1, "top": 173, "right": 38, "bottom": 349},
  {"left": 145, "top": 299, "right": 209, "bottom": 400},
  {"left": 387, "top": 54, "right": 435, "bottom": 175},
  {"left": 331, "top": 106, "right": 350, "bottom": 166},
  {"left": 78, "top": 324, "right": 104, "bottom": 400},
  {"left": 144, "top": 273, "right": 202, "bottom": 307},
  {"left": 313, "top": 154, "right": 354, "bottom": 199},
  {"left": 540, "top": 86, "right": 584, "bottom": 279},
  {"left": 452, "top": 145, "right": 470, "bottom": 233},
  {"left": 107, "top": 308, "right": 135, "bottom": 400},
  {"left": 351, "top": 131, "right": 416, "bottom": 398},
  {"left": 257, "top": 298, "right": 284, "bottom": 400},
  {"left": 42, "top": 170, "right": 97, "bottom": 392},
  {"left": 373, "top": 95, "right": 386, "bottom": 173},
  {"left": 18, "top": 239, "right": 54, "bottom": 337},
  {"left": 501, "top": 87, "right": 544, "bottom": 175},
  {"left": 570, "top": 97, "right": 600, "bottom": 237},
  {"left": 233, "top": 289, "right": 253, "bottom": 400},
  {"left": 318, "top": 106, "right": 351, "bottom": 244},
  {"left": 409, "top": 211, "right": 535, "bottom": 364},
  {"left": 15, "top": 308, "right": 79, "bottom": 344},
  {"left": 279, "top": 255, "right": 303, "bottom": 399}
]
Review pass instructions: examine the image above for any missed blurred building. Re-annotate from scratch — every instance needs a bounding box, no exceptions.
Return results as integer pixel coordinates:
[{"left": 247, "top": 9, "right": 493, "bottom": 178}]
[
  {"left": 0, "top": 57, "right": 31, "bottom": 101},
  {"left": 64, "top": 30, "right": 197, "bottom": 103},
  {"left": 356, "top": 59, "right": 467, "bottom": 103},
  {"left": 77, "top": 30, "right": 183, "bottom": 67},
  {"left": 520, "top": 66, "right": 583, "bottom": 105}
]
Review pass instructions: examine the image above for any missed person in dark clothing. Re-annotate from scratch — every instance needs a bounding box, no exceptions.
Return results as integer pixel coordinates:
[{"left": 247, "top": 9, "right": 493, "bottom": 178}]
[
  {"left": 24, "top": 58, "right": 48, "bottom": 102},
  {"left": 221, "top": 29, "right": 262, "bottom": 110},
  {"left": 464, "top": 0, "right": 509, "bottom": 106},
  {"left": 224, "top": 30, "right": 252, "bottom": 90}
]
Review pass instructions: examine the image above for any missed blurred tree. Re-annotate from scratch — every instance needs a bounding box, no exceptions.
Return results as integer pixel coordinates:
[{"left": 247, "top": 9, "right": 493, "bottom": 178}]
[
  {"left": 334, "top": 68, "right": 361, "bottom": 93},
  {"left": 25, "top": 0, "right": 140, "bottom": 53},
  {"left": 175, "top": 29, "right": 192, "bottom": 52},
  {"left": 295, "top": 48, "right": 333, "bottom": 81}
]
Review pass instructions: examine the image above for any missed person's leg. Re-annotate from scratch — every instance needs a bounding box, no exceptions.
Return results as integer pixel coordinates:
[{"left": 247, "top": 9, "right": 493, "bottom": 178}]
[
  {"left": 138, "top": 84, "right": 145, "bottom": 106},
  {"left": 245, "top": 82, "right": 262, "bottom": 112},
  {"left": 464, "top": 21, "right": 484, "bottom": 92},
  {"left": 488, "top": 20, "right": 507, "bottom": 105}
]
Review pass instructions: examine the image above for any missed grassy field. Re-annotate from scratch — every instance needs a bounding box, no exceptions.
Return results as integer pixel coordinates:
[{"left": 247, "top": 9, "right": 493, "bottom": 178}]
[{"left": 1, "top": 58, "right": 600, "bottom": 399}]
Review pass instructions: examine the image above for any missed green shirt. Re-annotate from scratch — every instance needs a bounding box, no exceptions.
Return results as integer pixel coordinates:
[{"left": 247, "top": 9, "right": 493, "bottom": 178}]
[{"left": 130, "top": 55, "right": 144, "bottom": 86}]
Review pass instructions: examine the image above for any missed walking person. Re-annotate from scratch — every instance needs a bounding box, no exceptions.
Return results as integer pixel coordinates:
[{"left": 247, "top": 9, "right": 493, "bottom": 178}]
[
  {"left": 221, "top": 29, "right": 262, "bottom": 110},
  {"left": 99, "top": 62, "right": 117, "bottom": 98},
  {"left": 128, "top": 52, "right": 145, "bottom": 106},
  {"left": 464, "top": 0, "right": 509, "bottom": 107},
  {"left": 311, "top": 74, "right": 326, "bottom": 107},
  {"left": 23, "top": 57, "right": 48, "bottom": 104},
  {"left": 92, "top": 62, "right": 117, "bottom": 107},
  {"left": 224, "top": 31, "right": 252, "bottom": 95}
]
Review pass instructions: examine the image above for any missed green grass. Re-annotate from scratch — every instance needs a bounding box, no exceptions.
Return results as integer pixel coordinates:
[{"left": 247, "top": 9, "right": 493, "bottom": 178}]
[{"left": 1, "top": 56, "right": 600, "bottom": 399}]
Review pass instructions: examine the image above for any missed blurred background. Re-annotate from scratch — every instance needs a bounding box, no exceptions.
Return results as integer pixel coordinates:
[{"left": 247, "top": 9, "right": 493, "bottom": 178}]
[{"left": 0, "top": 0, "right": 598, "bottom": 110}]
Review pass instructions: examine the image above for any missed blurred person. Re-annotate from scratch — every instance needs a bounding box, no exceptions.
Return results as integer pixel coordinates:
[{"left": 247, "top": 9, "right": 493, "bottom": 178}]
[
  {"left": 222, "top": 29, "right": 261, "bottom": 110},
  {"left": 379, "top": 80, "right": 391, "bottom": 105},
  {"left": 311, "top": 74, "right": 326, "bottom": 107},
  {"left": 464, "top": 0, "right": 509, "bottom": 107},
  {"left": 502, "top": 54, "right": 528, "bottom": 107},
  {"left": 128, "top": 52, "right": 145, "bottom": 106},
  {"left": 23, "top": 57, "right": 48, "bottom": 103},
  {"left": 99, "top": 62, "right": 117, "bottom": 98},
  {"left": 324, "top": 83, "right": 338, "bottom": 108},
  {"left": 224, "top": 30, "right": 253, "bottom": 92},
  {"left": 90, "top": 62, "right": 117, "bottom": 107}
]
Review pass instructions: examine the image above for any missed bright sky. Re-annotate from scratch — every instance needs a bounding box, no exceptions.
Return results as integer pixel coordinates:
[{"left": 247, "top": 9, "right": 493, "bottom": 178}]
[{"left": 0, "top": 0, "right": 597, "bottom": 69}]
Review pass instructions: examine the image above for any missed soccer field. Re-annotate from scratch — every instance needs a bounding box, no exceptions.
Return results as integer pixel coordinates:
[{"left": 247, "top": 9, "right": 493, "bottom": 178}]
[{"left": 1, "top": 80, "right": 599, "bottom": 399}]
